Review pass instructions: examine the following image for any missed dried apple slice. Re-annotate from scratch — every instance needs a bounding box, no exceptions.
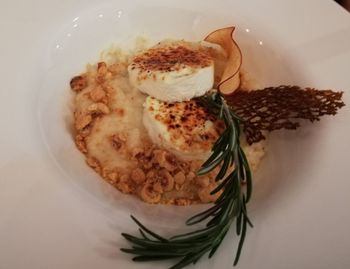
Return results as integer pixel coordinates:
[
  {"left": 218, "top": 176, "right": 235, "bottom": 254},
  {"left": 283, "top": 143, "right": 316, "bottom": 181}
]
[{"left": 204, "top": 26, "right": 242, "bottom": 95}]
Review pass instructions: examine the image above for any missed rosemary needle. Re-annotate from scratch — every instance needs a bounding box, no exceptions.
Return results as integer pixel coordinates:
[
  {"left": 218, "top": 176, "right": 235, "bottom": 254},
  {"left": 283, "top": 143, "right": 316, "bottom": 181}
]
[{"left": 120, "top": 91, "right": 253, "bottom": 268}]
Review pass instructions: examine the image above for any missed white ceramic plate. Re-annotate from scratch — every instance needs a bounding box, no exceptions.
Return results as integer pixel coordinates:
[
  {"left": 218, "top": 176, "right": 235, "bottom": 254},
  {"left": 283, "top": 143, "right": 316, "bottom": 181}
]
[{"left": 1, "top": 0, "right": 350, "bottom": 268}]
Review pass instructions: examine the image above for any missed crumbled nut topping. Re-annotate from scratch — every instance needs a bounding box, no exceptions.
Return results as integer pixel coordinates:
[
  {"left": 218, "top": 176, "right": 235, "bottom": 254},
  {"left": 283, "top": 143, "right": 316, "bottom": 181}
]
[{"left": 70, "top": 75, "right": 88, "bottom": 92}]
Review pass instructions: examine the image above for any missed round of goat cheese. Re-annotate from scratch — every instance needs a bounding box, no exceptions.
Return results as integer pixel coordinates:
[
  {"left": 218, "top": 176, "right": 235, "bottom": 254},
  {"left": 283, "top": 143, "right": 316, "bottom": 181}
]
[
  {"left": 143, "top": 96, "right": 224, "bottom": 160},
  {"left": 128, "top": 41, "right": 215, "bottom": 102}
]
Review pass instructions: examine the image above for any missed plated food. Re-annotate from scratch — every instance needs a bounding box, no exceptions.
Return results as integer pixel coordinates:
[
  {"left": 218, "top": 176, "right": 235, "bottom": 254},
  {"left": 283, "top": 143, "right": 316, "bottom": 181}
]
[
  {"left": 69, "top": 27, "right": 344, "bottom": 268},
  {"left": 70, "top": 29, "right": 265, "bottom": 205}
]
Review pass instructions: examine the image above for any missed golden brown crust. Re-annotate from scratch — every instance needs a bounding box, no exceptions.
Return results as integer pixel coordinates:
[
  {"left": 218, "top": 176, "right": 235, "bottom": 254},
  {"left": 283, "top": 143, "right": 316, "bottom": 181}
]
[
  {"left": 146, "top": 97, "right": 224, "bottom": 153},
  {"left": 130, "top": 44, "right": 213, "bottom": 73}
]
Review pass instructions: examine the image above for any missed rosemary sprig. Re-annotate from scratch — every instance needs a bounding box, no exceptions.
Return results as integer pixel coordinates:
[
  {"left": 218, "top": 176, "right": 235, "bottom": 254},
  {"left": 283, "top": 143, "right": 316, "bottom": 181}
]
[{"left": 120, "top": 91, "right": 253, "bottom": 268}]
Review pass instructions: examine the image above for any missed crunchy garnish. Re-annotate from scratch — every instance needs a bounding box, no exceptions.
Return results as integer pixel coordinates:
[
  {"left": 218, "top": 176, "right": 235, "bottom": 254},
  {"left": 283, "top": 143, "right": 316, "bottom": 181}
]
[
  {"left": 227, "top": 85, "right": 345, "bottom": 144},
  {"left": 70, "top": 75, "right": 87, "bottom": 92},
  {"left": 145, "top": 97, "right": 223, "bottom": 153}
]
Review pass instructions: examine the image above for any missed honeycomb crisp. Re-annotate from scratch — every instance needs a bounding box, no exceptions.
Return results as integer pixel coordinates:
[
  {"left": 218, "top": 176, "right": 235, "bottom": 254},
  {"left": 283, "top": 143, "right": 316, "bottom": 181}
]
[{"left": 227, "top": 85, "right": 345, "bottom": 144}]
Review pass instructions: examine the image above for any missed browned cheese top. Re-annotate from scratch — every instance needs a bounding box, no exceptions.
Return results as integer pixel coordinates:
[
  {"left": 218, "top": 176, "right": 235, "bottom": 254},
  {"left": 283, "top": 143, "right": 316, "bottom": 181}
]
[
  {"left": 130, "top": 43, "right": 213, "bottom": 73},
  {"left": 147, "top": 97, "right": 224, "bottom": 152}
]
